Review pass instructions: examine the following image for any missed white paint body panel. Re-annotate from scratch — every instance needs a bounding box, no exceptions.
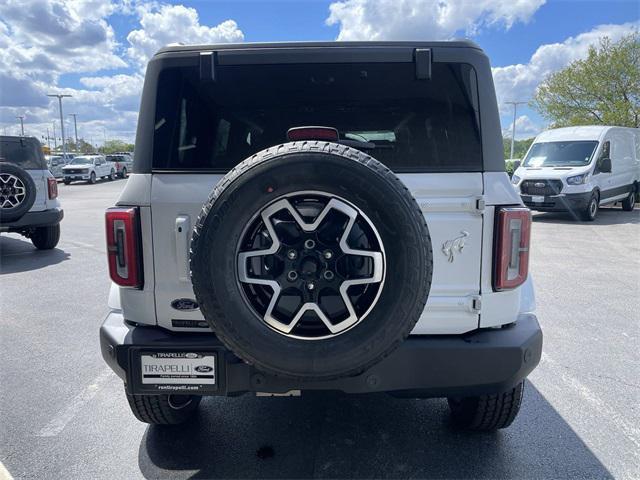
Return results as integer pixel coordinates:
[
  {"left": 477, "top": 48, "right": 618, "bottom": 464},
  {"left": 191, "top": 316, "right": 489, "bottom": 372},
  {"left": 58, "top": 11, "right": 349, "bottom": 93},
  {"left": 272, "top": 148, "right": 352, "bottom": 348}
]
[
  {"left": 113, "top": 171, "right": 535, "bottom": 334},
  {"left": 399, "top": 173, "right": 483, "bottom": 334},
  {"left": 24, "top": 169, "right": 49, "bottom": 212}
]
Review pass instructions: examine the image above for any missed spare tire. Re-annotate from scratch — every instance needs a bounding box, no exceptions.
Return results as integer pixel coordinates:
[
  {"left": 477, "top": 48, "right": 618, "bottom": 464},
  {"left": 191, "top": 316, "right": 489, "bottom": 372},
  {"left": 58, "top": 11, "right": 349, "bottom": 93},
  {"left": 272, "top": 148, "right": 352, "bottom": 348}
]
[
  {"left": 0, "top": 162, "right": 37, "bottom": 223},
  {"left": 190, "top": 142, "right": 432, "bottom": 380}
]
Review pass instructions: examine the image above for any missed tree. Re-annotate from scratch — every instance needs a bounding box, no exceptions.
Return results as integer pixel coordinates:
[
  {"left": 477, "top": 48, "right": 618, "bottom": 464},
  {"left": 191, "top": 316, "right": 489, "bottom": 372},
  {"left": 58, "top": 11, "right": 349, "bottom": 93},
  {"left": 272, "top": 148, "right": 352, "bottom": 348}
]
[
  {"left": 66, "top": 138, "right": 96, "bottom": 154},
  {"left": 503, "top": 137, "right": 535, "bottom": 160},
  {"left": 98, "top": 139, "right": 134, "bottom": 154},
  {"left": 532, "top": 33, "right": 639, "bottom": 128}
]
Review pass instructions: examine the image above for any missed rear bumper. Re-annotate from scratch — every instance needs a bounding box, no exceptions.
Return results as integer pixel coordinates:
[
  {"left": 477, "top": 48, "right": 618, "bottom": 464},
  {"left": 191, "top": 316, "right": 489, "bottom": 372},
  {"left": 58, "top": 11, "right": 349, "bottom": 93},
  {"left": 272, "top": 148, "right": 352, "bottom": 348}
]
[
  {"left": 100, "top": 312, "right": 542, "bottom": 397},
  {"left": 521, "top": 191, "right": 591, "bottom": 211},
  {"left": 0, "top": 208, "right": 63, "bottom": 231}
]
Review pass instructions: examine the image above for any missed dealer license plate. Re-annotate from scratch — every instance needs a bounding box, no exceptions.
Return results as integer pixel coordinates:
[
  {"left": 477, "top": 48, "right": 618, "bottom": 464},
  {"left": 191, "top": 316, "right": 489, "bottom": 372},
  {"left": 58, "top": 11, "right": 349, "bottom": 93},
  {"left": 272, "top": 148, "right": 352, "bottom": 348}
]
[
  {"left": 531, "top": 195, "right": 545, "bottom": 203},
  {"left": 139, "top": 352, "right": 216, "bottom": 392}
]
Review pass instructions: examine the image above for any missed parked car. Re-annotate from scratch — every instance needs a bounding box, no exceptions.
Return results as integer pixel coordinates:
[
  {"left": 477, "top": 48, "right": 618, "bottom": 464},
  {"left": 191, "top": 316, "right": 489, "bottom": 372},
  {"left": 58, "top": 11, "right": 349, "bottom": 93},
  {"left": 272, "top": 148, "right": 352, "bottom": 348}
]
[
  {"left": 105, "top": 153, "right": 133, "bottom": 178},
  {"left": 0, "top": 136, "right": 63, "bottom": 249},
  {"left": 45, "top": 154, "right": 66, "bottom": 179},
  {"left": 101, "top": 41, "right": 542, "bottom": 431},
  {"left": 50, "top": 152, "right": 76, "bottom": 162},
  {"left": 62, "top": 155, "right": 116, "bottom": 184},
  {"left": 512, "top": 126, "right": 640, "bottom": 220}
]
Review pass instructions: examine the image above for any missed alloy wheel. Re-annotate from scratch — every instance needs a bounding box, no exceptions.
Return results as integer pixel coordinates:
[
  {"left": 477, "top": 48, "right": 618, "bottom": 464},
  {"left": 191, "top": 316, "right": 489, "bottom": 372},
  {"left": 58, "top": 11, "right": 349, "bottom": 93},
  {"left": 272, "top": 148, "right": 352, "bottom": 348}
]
[
  {"left": 0, "top": 173, "right": 26, "bottom": 209},
  {"left": 236, "top": 191, "right": 386, "bottom": 340}
]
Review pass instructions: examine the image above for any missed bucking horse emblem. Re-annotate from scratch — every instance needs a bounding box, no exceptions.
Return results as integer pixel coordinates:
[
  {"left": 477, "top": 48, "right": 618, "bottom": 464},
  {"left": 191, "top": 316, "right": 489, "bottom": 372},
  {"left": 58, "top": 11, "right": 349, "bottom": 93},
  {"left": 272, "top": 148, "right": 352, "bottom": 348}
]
[{"left": 442, "top": 231, "right": 469, "bottom": 263}]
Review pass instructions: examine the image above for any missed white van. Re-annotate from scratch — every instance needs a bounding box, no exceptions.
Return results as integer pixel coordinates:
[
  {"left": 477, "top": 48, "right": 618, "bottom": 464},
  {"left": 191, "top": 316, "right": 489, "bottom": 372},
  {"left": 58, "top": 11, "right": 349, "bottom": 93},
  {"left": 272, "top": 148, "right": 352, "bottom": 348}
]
[{"left": 512, "top": 126, "right": 639, "bottom": 220}]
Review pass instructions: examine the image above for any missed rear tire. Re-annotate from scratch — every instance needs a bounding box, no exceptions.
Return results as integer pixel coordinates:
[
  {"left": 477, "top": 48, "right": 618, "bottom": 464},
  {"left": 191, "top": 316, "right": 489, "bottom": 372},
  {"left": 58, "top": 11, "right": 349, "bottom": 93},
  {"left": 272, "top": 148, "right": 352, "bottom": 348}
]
[
  {"left": 621, "top": 188, "right": 636, "bottom": 211},
  {"left": 448, "top": 380, "right": 525, "bottom": 431},
  {"left": 190, "top": 142, "right": 433, "bottom": 380},
  {"left": 120, "top": 167, "right": 127, "bottom": 179},
  {"left": 63, "top": 179, "right": 71, "bottom": 185},
  {"left": 125, "top": 390, "right": 201, "bottom": 425},
  {"left": 108, "top": 169, "right": 116, "bottom": 181},
  {"left": 31, "top": 224, "right": 60, "bottom": 250},
  {"left": 581, "top": 193, "right": 599, "bottom": 221}
]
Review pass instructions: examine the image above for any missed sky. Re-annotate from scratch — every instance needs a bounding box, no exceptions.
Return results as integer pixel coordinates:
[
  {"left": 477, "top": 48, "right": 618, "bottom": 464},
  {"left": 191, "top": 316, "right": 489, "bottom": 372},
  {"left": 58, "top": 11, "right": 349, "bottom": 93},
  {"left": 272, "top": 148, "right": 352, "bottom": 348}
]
[{"left": 0, "top": 0, "right": 638, "bottom": 148}]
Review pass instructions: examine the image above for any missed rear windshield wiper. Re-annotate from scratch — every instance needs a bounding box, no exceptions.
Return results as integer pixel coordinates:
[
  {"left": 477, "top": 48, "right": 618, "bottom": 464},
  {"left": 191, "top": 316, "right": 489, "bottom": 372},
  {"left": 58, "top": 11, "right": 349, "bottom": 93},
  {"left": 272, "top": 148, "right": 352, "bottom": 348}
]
[{"left": 337, "top": 139, "right": 377, "bottom": 149}]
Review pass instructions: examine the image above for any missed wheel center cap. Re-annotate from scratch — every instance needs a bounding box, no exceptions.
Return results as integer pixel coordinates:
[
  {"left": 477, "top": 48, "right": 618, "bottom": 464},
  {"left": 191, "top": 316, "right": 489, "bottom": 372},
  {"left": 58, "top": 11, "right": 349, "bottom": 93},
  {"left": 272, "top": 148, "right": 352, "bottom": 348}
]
[{"left": 300, "top": 256, "right": 320, "bottom": 277}]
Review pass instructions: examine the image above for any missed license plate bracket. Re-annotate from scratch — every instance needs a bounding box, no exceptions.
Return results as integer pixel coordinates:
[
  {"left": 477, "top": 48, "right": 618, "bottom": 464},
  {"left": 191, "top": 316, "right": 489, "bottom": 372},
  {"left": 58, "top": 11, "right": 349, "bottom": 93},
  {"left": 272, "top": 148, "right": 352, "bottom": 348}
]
[{"left": 129, "top": 349, "right": 219, "bottom": 394}]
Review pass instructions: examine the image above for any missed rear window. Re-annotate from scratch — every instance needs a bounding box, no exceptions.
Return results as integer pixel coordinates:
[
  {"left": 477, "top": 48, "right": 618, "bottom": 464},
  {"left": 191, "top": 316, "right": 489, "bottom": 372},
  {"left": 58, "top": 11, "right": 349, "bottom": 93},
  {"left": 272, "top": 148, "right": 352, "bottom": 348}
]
[
  {"left": 152, "top": 62, "right": 482, "bottom": 173},
  {"left": 0, "top": 138, "right": 46, "bottom": 169}
]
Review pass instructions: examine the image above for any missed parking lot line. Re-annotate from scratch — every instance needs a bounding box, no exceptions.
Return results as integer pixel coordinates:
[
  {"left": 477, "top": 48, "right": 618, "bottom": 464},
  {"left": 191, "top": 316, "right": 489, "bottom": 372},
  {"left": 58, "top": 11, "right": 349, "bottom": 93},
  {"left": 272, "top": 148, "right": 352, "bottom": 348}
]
[{"left": 36, "top": 370, "right": 114, "bottom": 438}]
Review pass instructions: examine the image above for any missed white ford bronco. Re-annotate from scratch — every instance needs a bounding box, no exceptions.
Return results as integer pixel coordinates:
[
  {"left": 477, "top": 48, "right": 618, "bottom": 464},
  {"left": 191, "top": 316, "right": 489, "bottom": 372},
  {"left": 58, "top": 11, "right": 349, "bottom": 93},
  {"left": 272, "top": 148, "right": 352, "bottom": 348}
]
[
  {"left": 0, "top": 135, "right": 63, "bottom": 249},
  {"left": 100, "top": 41, "right": 542, "bottom": 431}
]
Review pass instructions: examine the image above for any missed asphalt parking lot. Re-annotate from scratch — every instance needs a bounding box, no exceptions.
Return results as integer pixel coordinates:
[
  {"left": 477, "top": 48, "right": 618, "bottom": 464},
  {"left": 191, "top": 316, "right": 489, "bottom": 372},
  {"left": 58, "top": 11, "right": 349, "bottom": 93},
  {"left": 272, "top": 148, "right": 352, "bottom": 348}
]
[{"left": 1, "top": 179, "right": 638, "bottom": 479}]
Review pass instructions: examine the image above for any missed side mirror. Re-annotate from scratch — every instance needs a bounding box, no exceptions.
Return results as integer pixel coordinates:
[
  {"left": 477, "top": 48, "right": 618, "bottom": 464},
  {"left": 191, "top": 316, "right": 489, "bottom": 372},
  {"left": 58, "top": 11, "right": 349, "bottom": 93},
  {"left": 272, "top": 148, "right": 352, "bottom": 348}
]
[
  {"left": 599, "top": 157, "right": 612, "bottom": 173},
  {"left": 512, "top": 160, "right": 521, "bottom": 170}
]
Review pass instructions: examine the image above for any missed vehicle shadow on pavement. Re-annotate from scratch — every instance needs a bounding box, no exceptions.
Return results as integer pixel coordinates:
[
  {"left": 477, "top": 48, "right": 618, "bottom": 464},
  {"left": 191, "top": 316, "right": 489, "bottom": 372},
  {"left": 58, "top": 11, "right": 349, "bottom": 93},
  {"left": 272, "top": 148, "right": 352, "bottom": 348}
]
[
  {"left": 532, "top": 206, "right": 639, "bottom": 226},
  {"left": 0, "top": 236, "right": 70, "bottom": 274},
  {"left": 137, "top": 385, "right": 612, "bottom": 479}
]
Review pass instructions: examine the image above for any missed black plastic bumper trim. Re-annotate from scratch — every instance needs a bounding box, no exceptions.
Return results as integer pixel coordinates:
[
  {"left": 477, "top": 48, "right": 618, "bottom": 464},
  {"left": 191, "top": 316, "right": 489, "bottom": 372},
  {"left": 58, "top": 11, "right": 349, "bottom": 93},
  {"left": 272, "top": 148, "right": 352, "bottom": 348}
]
[
  {"left": 0, "top": 208, "right": 63, "bottom": 230},
  {"left": 100, "top": 312, "right": 542, "bottom": 397}
]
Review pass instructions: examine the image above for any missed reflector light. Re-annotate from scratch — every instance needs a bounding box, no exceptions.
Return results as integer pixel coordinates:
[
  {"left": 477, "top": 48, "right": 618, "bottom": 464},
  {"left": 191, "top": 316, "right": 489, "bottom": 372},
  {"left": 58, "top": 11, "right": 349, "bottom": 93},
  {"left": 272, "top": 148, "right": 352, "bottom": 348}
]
[
  {"left": 494, "top": 207, "right": 531, "bottom": 291},
  {"left": 287, "top": 126, "right": 339, "bottom": 142},
  {"left": 105, "top": 207, "right": 142, "bottom": 288}
]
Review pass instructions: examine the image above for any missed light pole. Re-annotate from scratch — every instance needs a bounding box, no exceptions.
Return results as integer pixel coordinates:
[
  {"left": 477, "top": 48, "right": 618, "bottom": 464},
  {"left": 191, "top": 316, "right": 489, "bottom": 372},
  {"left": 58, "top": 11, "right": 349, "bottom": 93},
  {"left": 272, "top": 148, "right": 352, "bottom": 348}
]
[
  {"left": 505, "top": 101, "right": 527, "bottom": 159},
  {"left": 52, "top": 122, "right": 57, "bottom": 149},
  {"left": 69, "top": 113, "right": 79, "bottom": 149},
  {"left": 47, "top": 94, "right": 72, "bottom": 157},
  {"left": 46, "top": 127, "right": 51, "bottom": 149},
  {"left": 16, "top": 116, "right": 25, "bottom": 136}
]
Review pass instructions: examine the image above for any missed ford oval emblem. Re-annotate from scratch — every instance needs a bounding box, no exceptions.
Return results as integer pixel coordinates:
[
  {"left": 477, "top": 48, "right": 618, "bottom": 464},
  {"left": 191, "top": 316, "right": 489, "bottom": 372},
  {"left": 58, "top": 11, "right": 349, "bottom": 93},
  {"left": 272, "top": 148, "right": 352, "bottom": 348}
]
[
  {"left": 534, "top": 182, "right": 546, "bottom": 188},
  {"left": 171, "top": 298, "right": 199, "bottom": 311},
  {"left": 195, "top": 365, "right": 213, "bottom": 373}
]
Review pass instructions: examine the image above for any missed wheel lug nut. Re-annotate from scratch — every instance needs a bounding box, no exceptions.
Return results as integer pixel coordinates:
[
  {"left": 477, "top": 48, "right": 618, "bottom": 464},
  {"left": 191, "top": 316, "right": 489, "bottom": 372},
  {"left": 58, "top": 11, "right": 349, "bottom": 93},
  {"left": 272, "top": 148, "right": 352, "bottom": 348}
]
[
  {"left": 323, "top": 250, "right": 333, "bottom": 260},
  {"left": 306, "top": 281, "right": 315, "bottom": 291},
  {"left": 287, "top": 250, "right": 297, "bottom": 260},
  {"left": 287, "top": 271, "right": 298, "bottom": 281},
  {"left": 323, "top": 270, "right": 334, "bottom": 281},
  {"left": 304, "top": 239, "right": 316, "bottom": 250}
]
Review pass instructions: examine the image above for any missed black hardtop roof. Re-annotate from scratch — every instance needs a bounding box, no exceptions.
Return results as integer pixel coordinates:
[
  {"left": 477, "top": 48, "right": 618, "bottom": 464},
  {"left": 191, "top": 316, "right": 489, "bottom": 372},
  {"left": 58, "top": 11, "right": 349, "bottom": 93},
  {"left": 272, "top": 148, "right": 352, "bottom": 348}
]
[
  {"left": 0, "top": 135, "right": 41, "bottom": 144},
  {"left": 155, "top": 40, "right": 482, "bottom": 57}
]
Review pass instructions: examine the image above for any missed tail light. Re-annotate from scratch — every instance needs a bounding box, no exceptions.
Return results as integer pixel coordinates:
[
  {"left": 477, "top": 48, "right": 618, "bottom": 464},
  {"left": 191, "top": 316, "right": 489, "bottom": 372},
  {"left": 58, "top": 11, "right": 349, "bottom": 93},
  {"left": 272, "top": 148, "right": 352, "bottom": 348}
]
[
  {"left": 494, "top": 207, "right": 531, "bottom": 291},
  {"left": 47, "top": 177, "right": 58, "bottom": 199},
  {"left": 105, "top": 207, "right": 143, "bottom": 288}
]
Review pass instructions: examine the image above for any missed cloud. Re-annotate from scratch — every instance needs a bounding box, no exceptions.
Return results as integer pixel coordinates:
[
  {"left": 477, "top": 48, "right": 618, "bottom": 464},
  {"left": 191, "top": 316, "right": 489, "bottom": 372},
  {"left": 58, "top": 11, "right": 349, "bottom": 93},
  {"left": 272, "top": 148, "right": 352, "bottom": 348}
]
[
  {"left": 502, "top": 114, "right": 542, "bottom": 139},
  {"left": 0, "top": 73, "right": 49, "bottom": 108},
  {"left": 0, "top": 0, "right": 127, "bottom": 76},
  {"left": 326, "top": 0, "right": 546, "bottom": 40},
  {"left": 126, "top": 4, "right": 244, "bottom": 67},
  {"left": 0, "top": 1, "right": 245, "bottom": 145},
  {"left": 492, "top": 21, "right": 639, "bottom": 113}
]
